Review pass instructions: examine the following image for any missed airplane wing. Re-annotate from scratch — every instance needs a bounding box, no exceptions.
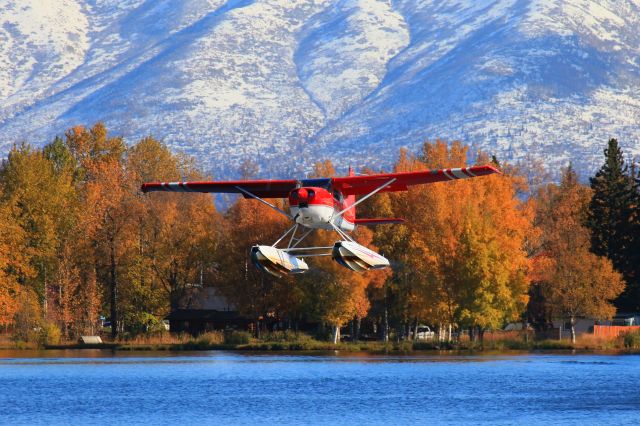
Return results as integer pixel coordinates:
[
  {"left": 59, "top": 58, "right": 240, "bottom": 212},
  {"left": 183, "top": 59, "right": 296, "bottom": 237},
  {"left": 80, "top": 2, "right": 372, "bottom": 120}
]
[
  {"left": 141, "top": 179, "right": 299, "bottom": 198},
  {"left": 331, "top": 165, "right": 501, "bottom": 196}
]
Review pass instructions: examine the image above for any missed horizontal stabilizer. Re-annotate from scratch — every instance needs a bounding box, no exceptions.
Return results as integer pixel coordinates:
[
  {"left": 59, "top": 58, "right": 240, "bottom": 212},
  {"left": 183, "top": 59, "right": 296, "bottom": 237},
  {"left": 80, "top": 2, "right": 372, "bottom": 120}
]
[{"left": 354, "top": 218, "right": 405, "bottom": 226}]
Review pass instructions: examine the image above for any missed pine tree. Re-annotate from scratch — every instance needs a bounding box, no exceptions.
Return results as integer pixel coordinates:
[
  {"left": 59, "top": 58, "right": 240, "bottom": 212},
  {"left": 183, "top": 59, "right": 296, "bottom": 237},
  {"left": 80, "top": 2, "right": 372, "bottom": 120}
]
[
  {"left": 587, "top": 138, "right": 640, "bottom": 311},
  {"left": 632, "top": 160, "right": 640, "bottom": 295}
]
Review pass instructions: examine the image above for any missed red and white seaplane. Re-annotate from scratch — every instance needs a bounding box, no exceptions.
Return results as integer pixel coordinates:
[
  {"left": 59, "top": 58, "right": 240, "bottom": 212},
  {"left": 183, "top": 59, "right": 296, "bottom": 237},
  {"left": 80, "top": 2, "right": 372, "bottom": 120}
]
[{"left": 141, "top": 165, "right": 499, "bottom": 277}]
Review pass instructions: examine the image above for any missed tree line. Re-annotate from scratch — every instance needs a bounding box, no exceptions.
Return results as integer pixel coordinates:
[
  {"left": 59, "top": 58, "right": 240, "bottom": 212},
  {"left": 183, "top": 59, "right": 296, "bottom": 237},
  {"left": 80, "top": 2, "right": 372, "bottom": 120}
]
[{"left": 0, "top": 124, "right": 638, "bottom": 344}]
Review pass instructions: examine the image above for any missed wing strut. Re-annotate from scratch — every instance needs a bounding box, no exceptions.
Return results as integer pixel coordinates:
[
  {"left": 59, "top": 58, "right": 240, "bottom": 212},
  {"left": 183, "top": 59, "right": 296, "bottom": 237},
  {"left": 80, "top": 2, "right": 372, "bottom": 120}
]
[
  {"left": 235, "top": 186, "right": 292, "bottom": 220},
  {"left": 332, "top": 178, "right": 397, "bottom": 219},
  {"left": 331, "top": 222, "right": 354, "bottom": 242},
  {"left": 272, "top": 223, "right": 298, "bottom": 247}
]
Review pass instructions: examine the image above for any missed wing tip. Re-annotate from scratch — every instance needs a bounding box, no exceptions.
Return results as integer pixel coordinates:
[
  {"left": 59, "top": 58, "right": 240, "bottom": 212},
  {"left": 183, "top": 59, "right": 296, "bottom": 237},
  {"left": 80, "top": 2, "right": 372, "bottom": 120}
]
[{"left": 487, "top": 164, "right": 502, "bottom": 175}]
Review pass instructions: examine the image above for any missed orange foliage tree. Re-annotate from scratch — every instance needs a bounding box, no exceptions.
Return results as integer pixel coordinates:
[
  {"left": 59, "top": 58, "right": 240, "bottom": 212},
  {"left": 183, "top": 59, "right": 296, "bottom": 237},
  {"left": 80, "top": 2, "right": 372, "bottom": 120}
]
[
  {"left": 297, "top": 225, "right": 389, "bottom": 343},
  {"left": 126, "top": 137, "right": 219, "bottom": 332},
  {"left": 534, "top": 166, "right": 625, "bottom": 342},
  {"left": 362, "top": 141, "right": 534, "bottom": 341},
  {"left": 66, "top": 124, "right": 135, "bottom": 338},
  {"left": 0, "top": 196, "right": 29, "bottom": 330},
  {"left": 217, "top": 196, "right": 295, "bottom": 337}
]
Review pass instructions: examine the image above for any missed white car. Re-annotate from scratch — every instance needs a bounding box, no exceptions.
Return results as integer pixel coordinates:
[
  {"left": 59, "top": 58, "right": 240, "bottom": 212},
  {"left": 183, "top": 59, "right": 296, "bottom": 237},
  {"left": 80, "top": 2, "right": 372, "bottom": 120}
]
[{"left": 415, "top": 325, "right": 435, "bottom": 340}]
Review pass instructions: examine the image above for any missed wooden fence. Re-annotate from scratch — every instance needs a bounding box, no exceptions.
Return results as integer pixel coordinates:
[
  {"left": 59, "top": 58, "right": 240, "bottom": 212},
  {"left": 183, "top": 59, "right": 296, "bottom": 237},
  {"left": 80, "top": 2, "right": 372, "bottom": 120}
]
[{"left": 593, "top": 325, "right": 640, "bottom": 338}]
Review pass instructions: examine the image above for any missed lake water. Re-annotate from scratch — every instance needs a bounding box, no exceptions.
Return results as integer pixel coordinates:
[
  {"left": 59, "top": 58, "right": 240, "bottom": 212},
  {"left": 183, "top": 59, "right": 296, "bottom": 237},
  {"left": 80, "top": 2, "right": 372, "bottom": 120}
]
[{"left": 1, "top": 350, "right": 639, "bottom": 425}]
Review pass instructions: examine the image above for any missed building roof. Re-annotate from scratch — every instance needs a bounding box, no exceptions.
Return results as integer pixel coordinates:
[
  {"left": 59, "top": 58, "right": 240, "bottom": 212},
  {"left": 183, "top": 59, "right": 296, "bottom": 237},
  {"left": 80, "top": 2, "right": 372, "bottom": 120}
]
[
  {"left": 180, "top": 286, "right": 237, "bottom": 311},
  {"left": 166, "top": 309, "right": 243, "bottom": 321}
]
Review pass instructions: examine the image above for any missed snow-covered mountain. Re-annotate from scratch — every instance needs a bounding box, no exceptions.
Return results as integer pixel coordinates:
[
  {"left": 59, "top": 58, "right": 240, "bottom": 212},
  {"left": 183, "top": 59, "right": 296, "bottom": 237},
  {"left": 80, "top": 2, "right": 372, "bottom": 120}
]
[{"left": 1, "top": 0, "right": 639, "bottom": 178}]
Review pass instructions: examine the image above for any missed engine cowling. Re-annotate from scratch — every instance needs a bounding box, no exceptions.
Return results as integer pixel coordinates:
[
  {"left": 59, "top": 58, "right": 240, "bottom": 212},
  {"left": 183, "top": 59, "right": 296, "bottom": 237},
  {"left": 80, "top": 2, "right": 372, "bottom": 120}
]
[{"left": 332, "top": 241, "right": 390, "bottom": 272}]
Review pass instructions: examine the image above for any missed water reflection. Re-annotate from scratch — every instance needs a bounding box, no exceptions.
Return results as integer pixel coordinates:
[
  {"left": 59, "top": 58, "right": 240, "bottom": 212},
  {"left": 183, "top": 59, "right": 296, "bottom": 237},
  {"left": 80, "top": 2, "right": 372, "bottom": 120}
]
[{"left": 0, "top": 349, "right": 629, "bottom": 365}]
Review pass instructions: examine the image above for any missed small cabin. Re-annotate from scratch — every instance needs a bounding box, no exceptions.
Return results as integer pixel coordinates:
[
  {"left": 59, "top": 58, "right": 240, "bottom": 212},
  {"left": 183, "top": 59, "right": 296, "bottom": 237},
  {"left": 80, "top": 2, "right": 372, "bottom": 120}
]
[{"left": 166, "top": 287, "right": 249, "bottom": 334}]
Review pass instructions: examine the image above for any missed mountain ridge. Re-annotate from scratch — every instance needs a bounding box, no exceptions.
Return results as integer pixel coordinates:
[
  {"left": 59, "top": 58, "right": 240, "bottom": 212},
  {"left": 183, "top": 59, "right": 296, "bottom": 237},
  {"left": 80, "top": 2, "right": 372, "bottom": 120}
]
[{"left": 1, "top": 0, "right": 639, "bottom": 178}]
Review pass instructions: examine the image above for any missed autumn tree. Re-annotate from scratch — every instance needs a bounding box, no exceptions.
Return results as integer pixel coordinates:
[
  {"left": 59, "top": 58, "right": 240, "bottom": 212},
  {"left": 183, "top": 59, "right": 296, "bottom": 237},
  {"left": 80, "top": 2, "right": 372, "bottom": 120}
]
[
  {"left": 58, "top": 128, "right": 227, "bottom": 338},
  {"left": 135, "top": 151, "right": 223, "bottom": 319},
  {"left": 0, "top": 137, "right": 100, "bottom": 340},
  {"left": 63, "top": 124, "right": 135, "bottom": 338},
  {"left": 357, "top": 158, "right": 449, "bottom": 340},
  {"left": 217, "top": 195, "right": 294, "bottom": 337},
  {"left": 296, "top": 224, "right": 388, "bottom": 343},
  {"left": 297, "top": 161, "right": 388, "bottom": 343},
  {"left": 450, "top": 158, "right": 532, "bottom": 340},
  {"left": 41, "top": 136, "right": 101, "bottom": 338},
  {"left": 0, "top": 143, "right": 76, "bottom": 315},
  {"left": 536, "top": 166, "right": 625, "bottom": 342},
  {"left": 0, "top": 195, "right": 30, "bottom": 331},
  {"left": 124, "top": 137, "right": 183, "bottom": 332},
  {"left": 362, "top": 141, "right": 533, "bottom": 342}
]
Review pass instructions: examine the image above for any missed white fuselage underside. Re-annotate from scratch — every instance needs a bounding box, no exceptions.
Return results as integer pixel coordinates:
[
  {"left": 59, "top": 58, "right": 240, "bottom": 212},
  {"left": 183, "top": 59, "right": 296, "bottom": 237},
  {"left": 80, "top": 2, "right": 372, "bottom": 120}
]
[{"left": 289, "top": 205, "right": 354, "bottom": 232}]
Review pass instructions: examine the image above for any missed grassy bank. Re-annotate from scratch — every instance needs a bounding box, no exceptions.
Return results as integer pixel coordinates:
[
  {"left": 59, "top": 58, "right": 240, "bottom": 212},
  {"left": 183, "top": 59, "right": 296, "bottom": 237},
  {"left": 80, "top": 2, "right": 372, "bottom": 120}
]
[{"left": 17, "top": 330, "right": 640, "bottom": 354}]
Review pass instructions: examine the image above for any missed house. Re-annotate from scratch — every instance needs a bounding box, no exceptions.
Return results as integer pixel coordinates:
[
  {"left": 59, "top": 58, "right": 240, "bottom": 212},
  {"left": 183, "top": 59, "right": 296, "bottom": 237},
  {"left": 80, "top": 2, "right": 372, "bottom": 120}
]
[
  {"left": 548, "top": 313, "right": 640, "bottom": 340},
  {"left": 592, "top": 313, "right": 640, "bottom": 338},
  {"left": 551, "top": 318, "right": 596, "bottom": 339},
  {"left": 599, "top": 313, "right": 640, "bottom": 327},
  {"left": 166, "top": 287, "right": 249, "bottom": 334}
]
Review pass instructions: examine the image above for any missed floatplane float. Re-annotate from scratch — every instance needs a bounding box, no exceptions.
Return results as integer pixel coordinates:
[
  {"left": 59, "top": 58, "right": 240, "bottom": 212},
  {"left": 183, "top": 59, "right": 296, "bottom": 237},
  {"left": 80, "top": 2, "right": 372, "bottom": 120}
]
[{"left": 141, "top": 165, "right": 499, "bottom": 277}]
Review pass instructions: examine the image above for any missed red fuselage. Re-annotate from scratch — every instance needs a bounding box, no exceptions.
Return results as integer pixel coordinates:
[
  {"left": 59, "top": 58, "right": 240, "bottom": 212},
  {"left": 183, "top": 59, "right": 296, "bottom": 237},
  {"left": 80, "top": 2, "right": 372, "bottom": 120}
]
[{"left": 288, "top": 187, "right": 355, "bottom": 231}]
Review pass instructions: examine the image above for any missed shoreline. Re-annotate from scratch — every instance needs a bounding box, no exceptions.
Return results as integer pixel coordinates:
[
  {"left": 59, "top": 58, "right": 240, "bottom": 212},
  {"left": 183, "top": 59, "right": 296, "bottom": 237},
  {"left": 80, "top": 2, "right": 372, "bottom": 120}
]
[
  {"left": 0, "top": 346, "right": 639, "bottom": 358},
  {"left": 13, "top": 342, "right": 638, "bottom": 356},
  {"left": 3, "top": 331, "right": 639, "bottom": 354}
]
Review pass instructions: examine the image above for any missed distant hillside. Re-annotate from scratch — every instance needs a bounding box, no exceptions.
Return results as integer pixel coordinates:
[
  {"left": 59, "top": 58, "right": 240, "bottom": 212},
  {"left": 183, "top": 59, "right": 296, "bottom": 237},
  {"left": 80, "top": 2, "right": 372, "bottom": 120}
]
[{"left": 1, "top": 0, "right": 639, "bottom": 178}]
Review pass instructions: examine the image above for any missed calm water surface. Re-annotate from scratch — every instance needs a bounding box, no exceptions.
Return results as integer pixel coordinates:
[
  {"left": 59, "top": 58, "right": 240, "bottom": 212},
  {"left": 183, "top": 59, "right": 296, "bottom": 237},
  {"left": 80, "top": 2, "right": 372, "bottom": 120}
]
[{"left": 0, "top": 350, "right": 639, "bottom": 425}]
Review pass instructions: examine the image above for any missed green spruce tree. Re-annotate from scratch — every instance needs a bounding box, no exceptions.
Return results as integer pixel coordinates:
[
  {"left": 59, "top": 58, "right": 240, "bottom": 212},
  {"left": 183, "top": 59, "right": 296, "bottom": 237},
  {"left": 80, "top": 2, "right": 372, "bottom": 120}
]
[
  {"left": 587, "top": 138, "right": 639, "bottom": 311},
  {"left": 630, "top": 160, "right": 640, "bottom": 303}
]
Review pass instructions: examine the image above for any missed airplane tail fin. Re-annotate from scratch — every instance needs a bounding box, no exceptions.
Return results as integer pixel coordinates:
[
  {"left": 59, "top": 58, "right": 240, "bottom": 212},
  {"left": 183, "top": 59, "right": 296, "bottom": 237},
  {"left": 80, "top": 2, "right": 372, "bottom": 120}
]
[
  {"left": 345, "top": 167, "right": 404, "bottom": 227},
  {"left": 346, "top": 166, "right": 356, "bottom": 220}
]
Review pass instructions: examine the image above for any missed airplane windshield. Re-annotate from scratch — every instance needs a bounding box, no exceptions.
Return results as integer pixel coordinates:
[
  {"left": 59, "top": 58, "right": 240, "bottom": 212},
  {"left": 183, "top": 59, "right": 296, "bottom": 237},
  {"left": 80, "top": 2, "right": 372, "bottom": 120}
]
[{"left": 299, "top": 178, "right": 331, "bottom": 189}]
